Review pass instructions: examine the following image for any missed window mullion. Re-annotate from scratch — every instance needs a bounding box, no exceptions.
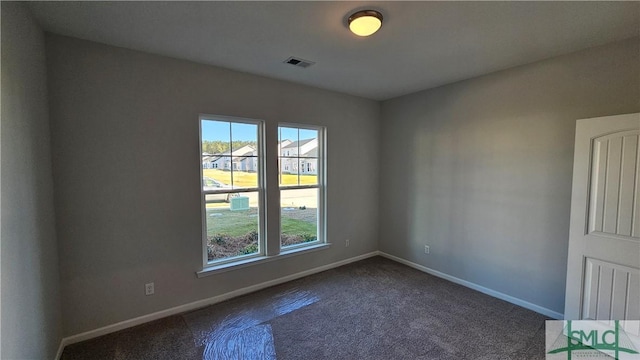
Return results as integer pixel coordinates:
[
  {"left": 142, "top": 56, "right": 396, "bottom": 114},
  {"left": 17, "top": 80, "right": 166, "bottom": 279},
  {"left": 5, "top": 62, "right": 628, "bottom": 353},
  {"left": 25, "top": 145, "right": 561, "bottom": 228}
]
[
  {"left": 264, "top": 121, "right": 281, "bottom": 257},
  {"left": 202, "top": 188, "right": 260, "bottom": 195},
  {"left": 229, "top": 123, "right": 234, "bottom": 189}
]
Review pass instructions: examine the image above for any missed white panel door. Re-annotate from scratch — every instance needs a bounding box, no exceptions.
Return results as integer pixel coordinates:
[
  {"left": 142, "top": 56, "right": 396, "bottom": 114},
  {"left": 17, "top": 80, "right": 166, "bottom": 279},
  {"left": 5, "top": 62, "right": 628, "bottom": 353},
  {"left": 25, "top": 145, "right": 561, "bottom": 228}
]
[{"left": 565, "top": 113, "right": 640, "bottom": 320}]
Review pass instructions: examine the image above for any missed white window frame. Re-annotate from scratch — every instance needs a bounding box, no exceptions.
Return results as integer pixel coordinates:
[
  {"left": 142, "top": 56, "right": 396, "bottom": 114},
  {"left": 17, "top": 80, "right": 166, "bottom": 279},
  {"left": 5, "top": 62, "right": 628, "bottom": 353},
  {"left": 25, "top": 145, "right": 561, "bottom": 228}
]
[
  {"left": 197, "top": 118, "right": 329, "bottom": 277},
  {"left": 199, "top": 114, "right": 266, "bottom": 268},
  {"left": 278, "top": 123, "right": 326, "bottom": 250}
]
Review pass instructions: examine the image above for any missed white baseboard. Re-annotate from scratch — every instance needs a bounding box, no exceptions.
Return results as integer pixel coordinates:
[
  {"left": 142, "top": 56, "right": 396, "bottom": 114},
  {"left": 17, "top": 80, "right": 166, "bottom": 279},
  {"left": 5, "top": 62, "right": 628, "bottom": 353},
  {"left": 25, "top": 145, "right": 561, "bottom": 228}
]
[
  {"left": 55, "top": 250, "right": 563, "bottom": 358},
  {"left": 378, "top": 251, "right": 564, "bottom": 320},
  {"left": 55, "top": 339, "right": 65, "bottom": 360},
  {"left": 55, "top": 251, "right": 379, "bottom": 359}
]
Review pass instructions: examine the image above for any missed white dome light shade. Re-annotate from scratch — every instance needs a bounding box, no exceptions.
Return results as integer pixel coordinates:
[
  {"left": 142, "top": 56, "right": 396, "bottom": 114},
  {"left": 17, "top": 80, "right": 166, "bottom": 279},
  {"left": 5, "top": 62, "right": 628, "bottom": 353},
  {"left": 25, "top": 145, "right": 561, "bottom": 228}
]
[{"left": 348, "top": 10, "right": 383, "bottom": 37}]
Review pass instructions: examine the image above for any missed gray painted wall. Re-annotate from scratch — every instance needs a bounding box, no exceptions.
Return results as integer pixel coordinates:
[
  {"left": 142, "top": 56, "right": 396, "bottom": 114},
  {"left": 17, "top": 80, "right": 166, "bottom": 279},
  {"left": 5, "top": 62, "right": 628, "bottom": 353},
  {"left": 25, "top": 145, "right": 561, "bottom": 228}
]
[
  {"left": 45, "top": 35, "right": 380, "bottom": 336},
  {"left": 379, "top": 38, "right": 640, "bottom": 315},
  {"left": 1, "top": 3, "right": 63, "bottom": 359},
  {"left": 8, "top": 9, "right": 637, "bottom": 344}
]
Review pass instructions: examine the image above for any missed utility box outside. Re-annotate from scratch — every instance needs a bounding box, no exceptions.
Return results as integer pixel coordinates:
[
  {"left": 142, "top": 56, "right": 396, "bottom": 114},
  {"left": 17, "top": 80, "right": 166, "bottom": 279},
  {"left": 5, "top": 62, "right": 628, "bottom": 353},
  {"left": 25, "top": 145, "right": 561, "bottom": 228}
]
[{"left": 230, "top": 196, "right": 250, "bottom": 211}]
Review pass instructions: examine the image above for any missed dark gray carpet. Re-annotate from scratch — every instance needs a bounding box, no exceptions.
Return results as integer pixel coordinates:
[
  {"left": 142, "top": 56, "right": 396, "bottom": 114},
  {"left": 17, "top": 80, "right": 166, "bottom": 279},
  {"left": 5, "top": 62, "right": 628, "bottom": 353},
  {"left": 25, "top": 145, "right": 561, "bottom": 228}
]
[{"left": 61, "top": 256, "right": 548, "bottom": 359}]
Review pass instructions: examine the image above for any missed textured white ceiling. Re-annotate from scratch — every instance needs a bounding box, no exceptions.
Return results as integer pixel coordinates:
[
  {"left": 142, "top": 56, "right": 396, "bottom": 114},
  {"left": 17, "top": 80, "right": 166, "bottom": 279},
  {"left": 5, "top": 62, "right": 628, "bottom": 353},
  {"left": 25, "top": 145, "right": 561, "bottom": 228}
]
[{"left": 28, "top": 1, "right": 640, "bottom": 100}]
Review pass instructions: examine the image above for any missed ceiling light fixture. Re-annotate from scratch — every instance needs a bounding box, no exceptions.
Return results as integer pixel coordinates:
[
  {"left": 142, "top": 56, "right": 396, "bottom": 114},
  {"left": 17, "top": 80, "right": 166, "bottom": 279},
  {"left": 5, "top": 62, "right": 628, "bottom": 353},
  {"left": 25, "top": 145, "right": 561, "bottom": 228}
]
[{"left": 348, "top": 10, "right": 383, "bottom": 37}]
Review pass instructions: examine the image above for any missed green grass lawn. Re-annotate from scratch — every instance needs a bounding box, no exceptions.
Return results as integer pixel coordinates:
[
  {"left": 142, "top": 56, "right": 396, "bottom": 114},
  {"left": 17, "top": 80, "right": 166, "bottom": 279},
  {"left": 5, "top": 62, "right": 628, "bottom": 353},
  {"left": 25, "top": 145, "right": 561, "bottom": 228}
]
[
  {"left": 203, "top": 169, "right": 317, "bottom": 187},
  {"left": 206, "top": 208, "right": 316, "bottom": 237},
  {"left": 206, "top": 208, "right": 259, "bottom": 237},
  {"left": 281, "top": 217, "right": 316, "bottom": 237},
  {"left": 206, "top": 208, "right": 317, "bottom": 259}
]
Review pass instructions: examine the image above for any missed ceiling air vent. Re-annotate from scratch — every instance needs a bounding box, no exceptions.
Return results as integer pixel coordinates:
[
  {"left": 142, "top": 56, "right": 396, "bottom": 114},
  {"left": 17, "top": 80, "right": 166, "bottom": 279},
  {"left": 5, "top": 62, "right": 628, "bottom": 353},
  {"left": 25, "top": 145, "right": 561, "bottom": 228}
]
[{"left": 284, "top": 56, "right": 315, "bottom": 69}]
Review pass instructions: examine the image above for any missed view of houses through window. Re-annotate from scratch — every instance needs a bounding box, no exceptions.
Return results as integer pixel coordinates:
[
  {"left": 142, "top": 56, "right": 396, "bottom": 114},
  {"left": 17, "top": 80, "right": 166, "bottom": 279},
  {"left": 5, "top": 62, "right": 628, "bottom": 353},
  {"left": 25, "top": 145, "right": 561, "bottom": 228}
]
[
  {"left": 201, "top": 119, "right": 262, "bottom": 264},
  {"left": 200, "top": 117, "right": 324, "bottom": 266},
  {"left": 279, "top": 126, "right": 321, "bottom": 248}
]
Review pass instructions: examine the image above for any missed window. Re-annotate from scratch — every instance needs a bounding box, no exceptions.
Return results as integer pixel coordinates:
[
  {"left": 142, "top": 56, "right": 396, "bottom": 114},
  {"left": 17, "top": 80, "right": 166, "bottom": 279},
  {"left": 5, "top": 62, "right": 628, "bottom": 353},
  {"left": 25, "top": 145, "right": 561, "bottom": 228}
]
[
  {"left": 199, "top": 116, "right": 326, "bottom": 271},
  {"left": 279, "top": 125, "right": 324, "bottom": 249},
  {"left": 200, "top": 116, "right": 263, "bottom": 265}
]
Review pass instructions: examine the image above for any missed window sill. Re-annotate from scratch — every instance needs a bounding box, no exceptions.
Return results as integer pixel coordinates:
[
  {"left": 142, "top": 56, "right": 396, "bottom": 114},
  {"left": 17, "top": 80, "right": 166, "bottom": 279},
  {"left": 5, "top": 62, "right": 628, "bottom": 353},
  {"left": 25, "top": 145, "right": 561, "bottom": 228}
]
[{"left": 196, "top": 243, "right": 332, "bottom": 278}]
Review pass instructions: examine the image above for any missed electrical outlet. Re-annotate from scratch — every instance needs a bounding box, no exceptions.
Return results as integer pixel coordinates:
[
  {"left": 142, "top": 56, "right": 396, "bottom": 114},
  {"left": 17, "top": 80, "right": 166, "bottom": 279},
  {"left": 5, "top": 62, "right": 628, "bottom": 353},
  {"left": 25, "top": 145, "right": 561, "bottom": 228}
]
[
  {"left": 345, "top": 239, "right": 350, "bottom": 247},
  {"left": 424, "top": 245, "right": 430, "bottom": 254},
  {"left": 145, "top": 282, "right": 154, "bottom": 296}
]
